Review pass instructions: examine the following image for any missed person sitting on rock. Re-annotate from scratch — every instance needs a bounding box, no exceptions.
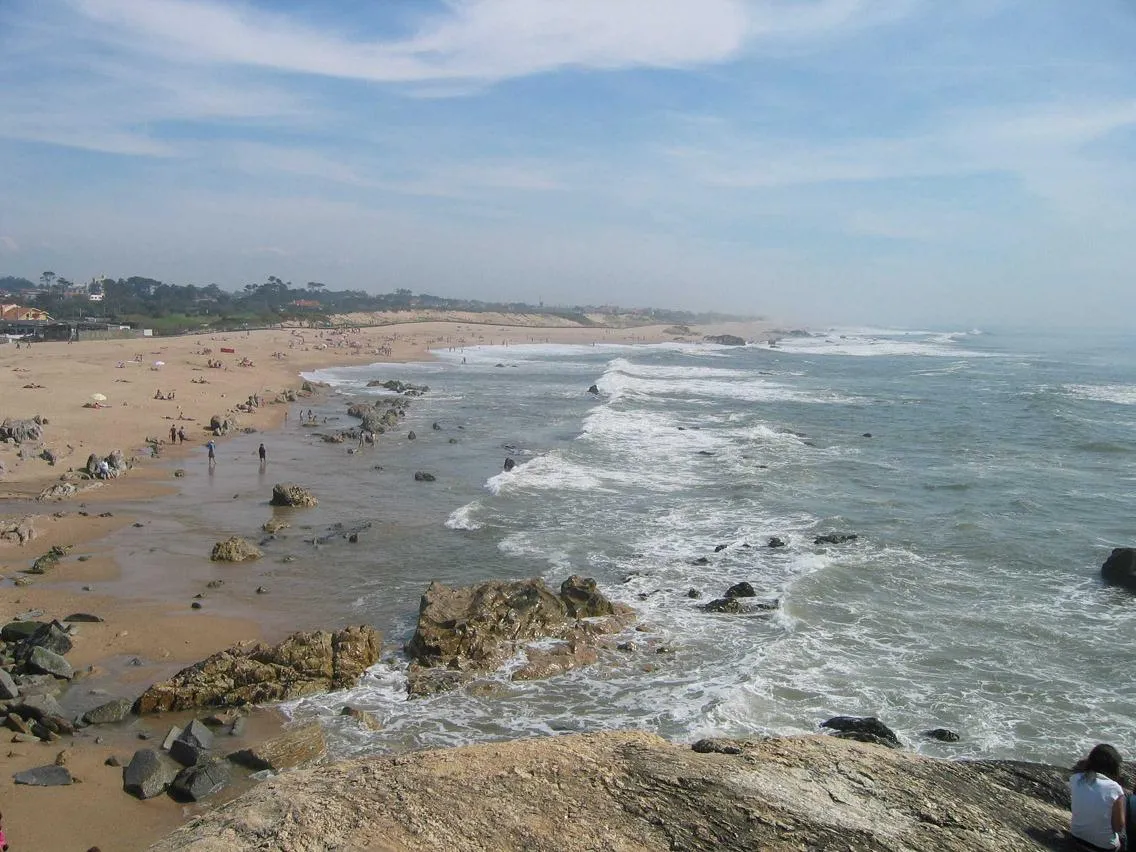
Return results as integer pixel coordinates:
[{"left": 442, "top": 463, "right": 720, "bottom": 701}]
[{"left": 1069, "top": 743, "right": 1125, "bottom": 851}]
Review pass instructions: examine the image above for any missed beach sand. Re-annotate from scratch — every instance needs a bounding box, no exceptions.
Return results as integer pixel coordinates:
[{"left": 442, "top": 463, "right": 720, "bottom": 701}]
[{"left": 0, "top": 314, "right": 773, "bottom": 850}]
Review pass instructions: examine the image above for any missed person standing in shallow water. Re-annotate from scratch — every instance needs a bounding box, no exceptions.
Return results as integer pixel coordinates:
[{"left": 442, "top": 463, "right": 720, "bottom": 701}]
[
  {"left": 258, "top": 443, "right": 266, "bottom": 467},
  {"left": 206, "top": 439, "right": 216, "bottom": 467},
  {"left": 1069, "top": 743, "right": 1125, "bottom": 851}
]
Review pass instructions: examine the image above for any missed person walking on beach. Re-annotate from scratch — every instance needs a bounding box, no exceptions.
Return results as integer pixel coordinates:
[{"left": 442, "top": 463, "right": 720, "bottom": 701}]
[
  {"left": 258, "top": 443, "right": 267, "bottom": 467},
  {"left": 206, "top": 439, "right": 216, "bottom": 467},
  {"left": 169, "top": 425, "right": 177, "bottom": 443},
  {"left": 178, "top": 426, "right": 186, "bottom": 443}
]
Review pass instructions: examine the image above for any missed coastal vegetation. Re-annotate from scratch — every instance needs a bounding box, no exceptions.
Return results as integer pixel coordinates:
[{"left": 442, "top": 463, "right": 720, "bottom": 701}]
[{"left": 0, "top": 272, "right": 748, "bottom": 334}]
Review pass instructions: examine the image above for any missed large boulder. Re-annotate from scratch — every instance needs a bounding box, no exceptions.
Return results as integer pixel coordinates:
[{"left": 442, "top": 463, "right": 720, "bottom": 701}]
[
  {"left": 26, "top": 646, "right": 73, "bottom": 679},
  {"left": 148, "top": 732, "right": 1074, "bottom": 852},
  {"left": 133, "top": 626, "right": 382, "bottom": 713},
  {"left": 270, "top": 482, "right": 319, "bottom": 508},
  {"left": 170, "top": 759, "right": 230, "bottom": 802},
  {"left": 209, "top": 414, "right": 237, "bottom": 435},
  {"left": 405, "top": 577, "right": 633, "bottom": 695},
  {"left": 821, "top": 715, "right": 902, "bottom": 748},
  {"left": 210, "top": 536, "right": 262, "bottom": 562},
  {"left": 229, "top": 720, "right": 326, "bottom": 772},
  {"left": 0, "top": 416, "right": 45, "bottom": 444},
  {"left": 82, "top": 697, "right": 133, "bottom": 725},
  {"left": 1101, "top": 548, "right": 1136, "bottom": 592},
  {"left": 123, "top": 748, "right": 181, "bottom": 799},
  {"left": 0, "top": 516, "right": 37, "bottom": 545}
]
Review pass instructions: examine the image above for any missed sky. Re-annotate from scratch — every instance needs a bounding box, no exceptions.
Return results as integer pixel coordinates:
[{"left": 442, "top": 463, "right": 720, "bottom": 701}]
[{"left": 1, "top": 0, "right": 1135, "bottom": 328}]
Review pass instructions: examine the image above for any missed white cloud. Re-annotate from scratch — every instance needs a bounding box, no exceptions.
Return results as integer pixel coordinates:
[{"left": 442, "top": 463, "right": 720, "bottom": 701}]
[{"left": 67, "top": 0, "right": 918, "bottom": 84}]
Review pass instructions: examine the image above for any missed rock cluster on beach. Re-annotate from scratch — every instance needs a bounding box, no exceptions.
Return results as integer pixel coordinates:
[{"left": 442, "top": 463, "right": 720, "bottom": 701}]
[
  {"left": 133, "top": 625, "right": 382, "bottom": 713},
  {"left": 405, "top": 575, "right": 635, "bottom": 697},
  {"left": 149, "top": 730, "right": 1075, "bottom": 851},
  {"left": 268, "top": 482, "right": 319, "bottom": 507}
]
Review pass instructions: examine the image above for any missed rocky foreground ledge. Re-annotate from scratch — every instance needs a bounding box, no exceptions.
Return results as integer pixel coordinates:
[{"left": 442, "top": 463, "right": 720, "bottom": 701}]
[{"left": 152, "top": 731, "right": 1070, "bottom": 851}]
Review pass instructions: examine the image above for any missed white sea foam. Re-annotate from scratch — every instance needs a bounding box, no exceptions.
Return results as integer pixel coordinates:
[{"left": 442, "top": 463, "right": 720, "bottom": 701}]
[
  {"left": 486, "top": 451, "right": 624, "bottom": 495},
  {"left": 774, "top": 329, "right": 993, "bottom": 359},
  {"left": 445, "top": 502, "right": 484, "bottom": 531},
  {"left": 1063, "top": 383, "right": 1136, "bottom": 406}
]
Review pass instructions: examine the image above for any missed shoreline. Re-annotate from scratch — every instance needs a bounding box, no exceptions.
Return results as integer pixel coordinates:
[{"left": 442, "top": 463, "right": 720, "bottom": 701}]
[{"left": 0, "top": 316, "right": 776, "bottom": 850}]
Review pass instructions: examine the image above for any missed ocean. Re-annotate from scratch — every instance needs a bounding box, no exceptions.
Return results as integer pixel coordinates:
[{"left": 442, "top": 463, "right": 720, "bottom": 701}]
[{"left": 126, "top": 326, "right": 1136, "bottom": 767}]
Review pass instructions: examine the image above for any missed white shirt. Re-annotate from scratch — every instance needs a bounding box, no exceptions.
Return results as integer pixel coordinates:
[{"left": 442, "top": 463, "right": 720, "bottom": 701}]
[{"left": 1069, "top": 771, "right": 1124, "bottom": 850}]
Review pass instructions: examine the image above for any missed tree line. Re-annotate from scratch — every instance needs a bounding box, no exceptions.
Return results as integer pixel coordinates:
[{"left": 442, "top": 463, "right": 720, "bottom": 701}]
[{"left": 0, "top": 273, "right": 746, "bottom": 334}]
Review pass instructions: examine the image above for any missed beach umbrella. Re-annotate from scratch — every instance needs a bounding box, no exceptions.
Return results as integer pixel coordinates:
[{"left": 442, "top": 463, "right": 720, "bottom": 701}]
[
  {"left": 90, "top": 393, "right": 107, "bottom": 402},
  {"left": 154, "top": 360, "right": 165, "bottom": 367}
]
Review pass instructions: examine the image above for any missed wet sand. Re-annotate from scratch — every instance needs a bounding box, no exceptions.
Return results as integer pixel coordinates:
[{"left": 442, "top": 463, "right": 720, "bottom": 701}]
[{"left": 0, "top": 315, "right": 772, "bottom": 850}]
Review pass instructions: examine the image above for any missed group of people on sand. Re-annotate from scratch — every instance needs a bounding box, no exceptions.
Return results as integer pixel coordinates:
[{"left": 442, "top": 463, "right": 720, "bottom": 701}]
[
  {"left": 1070, "top": 743, "right": 1136, "bottom": 851},
  {"left": 153, "top": 388, "right": 175, "bottom": 400}
]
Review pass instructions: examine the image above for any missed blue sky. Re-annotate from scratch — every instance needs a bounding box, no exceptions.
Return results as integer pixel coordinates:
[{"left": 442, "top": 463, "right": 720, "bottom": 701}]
[{"left": 1, "top": 0, "right": 1134, "bottom": 327}]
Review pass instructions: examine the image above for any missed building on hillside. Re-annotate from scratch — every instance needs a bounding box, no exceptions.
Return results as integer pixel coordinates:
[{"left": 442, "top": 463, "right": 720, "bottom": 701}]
[
  {"left": 290, "top": 299, "right": 322, "bottom": 310},
  {"left": 0, "top": 304, "right": 52, "bottom": 321}
]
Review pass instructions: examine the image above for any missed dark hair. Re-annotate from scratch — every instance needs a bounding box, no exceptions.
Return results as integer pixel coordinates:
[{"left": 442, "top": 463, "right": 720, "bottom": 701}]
[{"left": 1081, "top": 743, "right": 1123, "bottom": 784}]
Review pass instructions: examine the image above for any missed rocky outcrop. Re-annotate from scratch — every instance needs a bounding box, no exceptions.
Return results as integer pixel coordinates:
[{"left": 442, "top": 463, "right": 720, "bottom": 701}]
[
  {"left": 133, "top": 626, "right": 382, "bottom": 713},
  {"left": 150, "top": 732, "right": 1073, "bottom": 851},
  {"left": 209, "top": 414, "right": 237, "bottom": 435},
  {"left": 84, "top": 448, "right": 129, "bottom": 479},
  {"left": 1101, "top": 547, "right": 1136, "bottom": 591},
  {"left": 0, "top": 415, "right": 46, "bottom": 444},
  {"left": 269, "top": 482, "right": 319, "bottom": 507},
  {"left": 209, "top": 536, "right": 262, "bottom": 562},
  {"left": 0, "top": 516, "right": 39, "bottom": 545},
  {"left": 405, "top": 576, "right": 633, "bottom": 696},
  {"left": 704, "top": 334, "right": 747, "bottom": 346}
]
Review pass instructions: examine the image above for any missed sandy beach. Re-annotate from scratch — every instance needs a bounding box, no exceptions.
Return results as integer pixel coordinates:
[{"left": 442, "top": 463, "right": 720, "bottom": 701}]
[{"left": 0, "top": 314, "right": 773, "bottom": 850}]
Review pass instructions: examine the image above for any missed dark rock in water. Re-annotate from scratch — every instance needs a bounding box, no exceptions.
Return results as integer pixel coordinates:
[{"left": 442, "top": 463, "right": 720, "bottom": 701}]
[
  {"left": 270, "top": 482, "right": 318, "bottom": 508},
  {"left": 725, "top": 582, "right": 756, "bottom": 599},
  {"left": 407, "top": 431, "right": 417, "bottom": 440},
  {"left": 83, "top": 698, "right": 133, "bottom": 725},
  {"left": 171, "top": 759, "right": 230, "bottom": 802},
  {"left": 503, "top": 457, "right": 516, "bottom": 472},
  {"left": 768, "top": 536, "right": 787, "bottom": 548},
  {"left": 700, "top": 598, "right": 746, "bottom": 614},
  {"left": 814, "top": 533, "right": 858, "bottom": 545},
  {"left": 414, "top": 471, "right": 436, "bottom": 482},
  {"left": 123, "top": 748, "right": 180, "bottom": 799},
  {"left": 560, "top": 575, "right": 615, "bottom": 618},
  {"left": 170, "top": 719, "right": 216, "bottom": 767},
  {"left": 821, "top": 715, "right": 901, "bottom": 748},
  {"left": 1101, "top": 547, "right": 1136, "bottom": 592},
  {"left": 696, "top": 450, "right": 715, "bottom": 456},
  {"left": 134, "top": 626, "right": 381, "bottom": 713},
  {"left": 685, "top": 589, "right": 701, "bottom": 599},
  {"left": 691, "top": 557, "right": 710, "bottom": 566},
  {"left": 432, "top": 422, "right": 442, "bottom": 430},
  {"left": 63, "top": 612, "right": 103, "bottom": 623},
  {"left": 587, "top": 384, "right": 600, "bottom": 395},
  {"left": 862, "top": 432, "right": 873, "bottom": 438},
  {"left": 14, "top": 764, "right": 73, "bottom": 786},
  {"left": 703, "top": 334, "right": 746, "bottom": 346},
  {"left": 714, "top": 544, "right": 728, "bottom": 553},
  {"left": 924, "top": 728, "right": 961, "bottom": 743},
  {"left": 191, "top": 601, "right": 203, "bottom": 610}
]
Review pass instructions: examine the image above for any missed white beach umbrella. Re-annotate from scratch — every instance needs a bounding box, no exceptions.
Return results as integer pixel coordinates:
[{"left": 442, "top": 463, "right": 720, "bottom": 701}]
[{"left": 90, "top": 393, "right": 107, "bottom": 402}]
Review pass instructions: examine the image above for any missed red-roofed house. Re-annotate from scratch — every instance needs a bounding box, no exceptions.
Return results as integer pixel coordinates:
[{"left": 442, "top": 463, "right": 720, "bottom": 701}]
[{"left": 0, "top": 304, "right": 52, "bottom": 321}]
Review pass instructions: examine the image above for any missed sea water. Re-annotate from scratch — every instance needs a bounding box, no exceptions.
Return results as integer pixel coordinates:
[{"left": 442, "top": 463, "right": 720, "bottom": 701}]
[{"left": 137, "top": 327, "right": 1136, "bottom": 765}]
